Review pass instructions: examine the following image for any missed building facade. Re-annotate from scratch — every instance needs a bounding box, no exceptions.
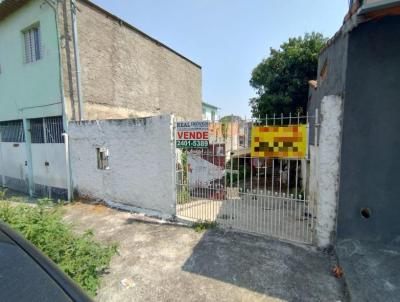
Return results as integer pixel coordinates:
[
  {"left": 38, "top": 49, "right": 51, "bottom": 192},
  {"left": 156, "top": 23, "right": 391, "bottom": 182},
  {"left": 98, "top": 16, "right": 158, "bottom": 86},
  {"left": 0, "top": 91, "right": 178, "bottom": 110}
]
[
  {"left": 0, "top": 0, "right": 202, "bottom": 198},
  {"left": 202, "top": 102, "right": 219, "bottom": 121},
  {"left": 308, "top": 0, "right": 400, "bottom": 246},
  {"left": 59, "top": 0, "right": 202, "bottom": 121}
]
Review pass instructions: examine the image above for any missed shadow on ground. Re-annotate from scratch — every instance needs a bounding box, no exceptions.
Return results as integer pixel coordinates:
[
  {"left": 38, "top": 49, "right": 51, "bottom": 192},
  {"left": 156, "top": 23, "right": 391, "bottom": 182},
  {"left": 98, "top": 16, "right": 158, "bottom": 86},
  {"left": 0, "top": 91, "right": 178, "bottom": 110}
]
[
  {"left": 182, "top": 229, "right": 346, "bottom": 302},
  {"left": 63, "top": 202, "right": 346, "bottom": 302},
  {"left": 337, "top": 239, "right": 400, "bottom": 302}
]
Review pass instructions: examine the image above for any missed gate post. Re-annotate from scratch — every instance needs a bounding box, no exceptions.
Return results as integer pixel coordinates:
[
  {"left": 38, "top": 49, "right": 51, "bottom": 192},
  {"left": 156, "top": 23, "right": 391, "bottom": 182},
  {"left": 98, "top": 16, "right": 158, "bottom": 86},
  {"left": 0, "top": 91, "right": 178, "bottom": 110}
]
[{"left": 171, "top": 115, "right": 177, "bottom": 217}]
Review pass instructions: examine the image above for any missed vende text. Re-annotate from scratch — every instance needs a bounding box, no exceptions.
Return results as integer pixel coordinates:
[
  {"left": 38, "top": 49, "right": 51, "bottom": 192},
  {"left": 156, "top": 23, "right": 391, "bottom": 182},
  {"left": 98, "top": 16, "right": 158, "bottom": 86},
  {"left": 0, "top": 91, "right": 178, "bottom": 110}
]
[{"left": 177, "top": 131, "right": 209, "bottom": 140}]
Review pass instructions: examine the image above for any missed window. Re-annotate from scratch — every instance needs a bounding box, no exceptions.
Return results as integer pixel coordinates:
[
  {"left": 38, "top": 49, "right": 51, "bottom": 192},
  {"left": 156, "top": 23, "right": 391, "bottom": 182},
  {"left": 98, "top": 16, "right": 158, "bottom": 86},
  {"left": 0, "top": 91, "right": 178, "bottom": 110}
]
[
  {"left": 23, "top": 25, "right": 42, "bottom": 63},
  {"left": 44, "top": 116, "right": 64, "bottom": 143},
  {"left": 0, "top": 120, "right": 25, "bottom": 142},
  {"left": 30, "top": 118, "right": 45, "bottom": 143},
  {"left": 96, "top": 148, "right": 110, "bottom": 170},
  {"left": 30, "top": 116, "right": 64, "bottom": 143}
]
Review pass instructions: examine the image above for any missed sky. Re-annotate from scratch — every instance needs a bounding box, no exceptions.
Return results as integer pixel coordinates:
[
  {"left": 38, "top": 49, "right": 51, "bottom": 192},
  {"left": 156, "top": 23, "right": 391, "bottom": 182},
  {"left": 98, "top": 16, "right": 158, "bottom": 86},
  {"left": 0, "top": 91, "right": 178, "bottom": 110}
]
[{"left": 92, "top": 0, "right": 349, "bottom": 117}]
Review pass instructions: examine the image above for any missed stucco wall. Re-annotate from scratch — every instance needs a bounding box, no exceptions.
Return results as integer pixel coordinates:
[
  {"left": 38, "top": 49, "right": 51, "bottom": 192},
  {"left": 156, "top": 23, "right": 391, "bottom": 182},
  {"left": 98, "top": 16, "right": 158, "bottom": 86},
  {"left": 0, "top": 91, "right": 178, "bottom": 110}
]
[
  {"left": 68, "top": 115, "right": 176, "bottom": 217},
  {"left": 60, "top": 0, "right": 202, "bottom": 121},
  {"left": 337, "top": 16, "right": 400, "bottom": 245},
  {"left": 308, "top": 33, "right": 348, "bottom": 145},
  {"left": 0, "top": 0, "right": 63, "bottom": 121}
]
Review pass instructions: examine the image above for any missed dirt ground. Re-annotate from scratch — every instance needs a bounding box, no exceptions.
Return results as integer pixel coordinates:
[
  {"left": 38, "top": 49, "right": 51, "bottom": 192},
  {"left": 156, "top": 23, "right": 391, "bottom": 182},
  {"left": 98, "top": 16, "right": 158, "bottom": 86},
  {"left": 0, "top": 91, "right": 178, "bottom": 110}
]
[{"left": 63, "top": 202, "right": 346, "bottom": 302}]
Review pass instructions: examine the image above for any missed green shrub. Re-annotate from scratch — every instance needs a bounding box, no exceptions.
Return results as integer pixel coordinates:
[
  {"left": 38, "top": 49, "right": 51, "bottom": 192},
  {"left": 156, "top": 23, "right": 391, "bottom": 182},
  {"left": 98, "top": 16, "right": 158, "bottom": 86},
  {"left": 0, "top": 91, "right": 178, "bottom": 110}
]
[
  {"left": 0, "top": 199, "right": 116, "bottom": 296},
  {"left": 192, "top": 221, "right": 217, "bottom": 232}
]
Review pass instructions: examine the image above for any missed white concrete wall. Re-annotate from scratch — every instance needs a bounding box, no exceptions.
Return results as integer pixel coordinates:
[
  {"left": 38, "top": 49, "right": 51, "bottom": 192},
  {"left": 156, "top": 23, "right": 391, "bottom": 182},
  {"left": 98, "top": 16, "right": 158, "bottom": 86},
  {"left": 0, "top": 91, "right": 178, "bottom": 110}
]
[
  {"left": 68, "top": 115, "right": 176, "bottom": 217},
  {"left": 0, "top": 142, "right": 28, "bottom": 190},
  {"left": 0, "top": 142, "right": 67, "bottom": 194},
  {"left": 315, "top": 95, "right": 343, "bottom": 247},
  {"left": 31, "top": 144, "right": 67, "bottom": 189}
]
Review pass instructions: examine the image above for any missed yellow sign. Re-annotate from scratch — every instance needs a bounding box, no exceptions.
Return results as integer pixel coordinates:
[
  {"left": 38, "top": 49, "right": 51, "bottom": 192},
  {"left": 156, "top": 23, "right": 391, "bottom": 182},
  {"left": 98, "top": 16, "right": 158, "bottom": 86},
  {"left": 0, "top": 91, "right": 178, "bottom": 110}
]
[{"left": 251, "top": 125, "right": 307, "bottom": 158}]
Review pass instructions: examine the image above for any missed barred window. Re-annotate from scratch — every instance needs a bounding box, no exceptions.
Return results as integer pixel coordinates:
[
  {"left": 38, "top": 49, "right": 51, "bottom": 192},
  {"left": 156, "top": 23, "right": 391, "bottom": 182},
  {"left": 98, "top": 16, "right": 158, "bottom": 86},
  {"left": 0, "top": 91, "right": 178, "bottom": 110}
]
[
  {"left": 96, "top": 147, "right": 110, "bottom": 170},
  {"left": 30, "top": 116, "right": 64, "bottom": 144},
  {"left": 23, "top": 25, "right": 42, "bottom": 64},
  {"left": 30, "top": 118, "right": 45, "bottom": 143},
  {"left": 44, "top": 116, "right": 64, "bottom": 143},
  {"left": 0, "top": 120, "right": 25, "bottom": 142}
]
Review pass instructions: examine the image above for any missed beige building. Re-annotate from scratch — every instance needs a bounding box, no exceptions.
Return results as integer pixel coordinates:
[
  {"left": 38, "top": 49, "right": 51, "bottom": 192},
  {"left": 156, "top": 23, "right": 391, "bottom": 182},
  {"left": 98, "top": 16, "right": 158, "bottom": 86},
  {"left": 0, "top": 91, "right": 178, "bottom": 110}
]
[{"left": 59, "top": 0, "right": 202, "bottom": 121}]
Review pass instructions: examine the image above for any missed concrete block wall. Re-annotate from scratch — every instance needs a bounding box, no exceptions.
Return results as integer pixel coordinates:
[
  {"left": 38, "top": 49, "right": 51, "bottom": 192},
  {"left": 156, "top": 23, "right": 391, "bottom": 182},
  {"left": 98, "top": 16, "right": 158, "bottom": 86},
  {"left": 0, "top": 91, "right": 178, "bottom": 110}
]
[{"left": 68, "top": 115, "right": 176, "bottom": 218}]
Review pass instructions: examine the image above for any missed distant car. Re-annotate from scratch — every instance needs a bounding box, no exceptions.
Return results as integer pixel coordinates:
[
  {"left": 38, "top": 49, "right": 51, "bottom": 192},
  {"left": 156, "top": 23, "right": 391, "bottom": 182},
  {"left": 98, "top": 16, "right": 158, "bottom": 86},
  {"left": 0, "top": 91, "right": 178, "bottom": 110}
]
[{"left": 0, "top": 222, "right": 92, "bottom": 302}]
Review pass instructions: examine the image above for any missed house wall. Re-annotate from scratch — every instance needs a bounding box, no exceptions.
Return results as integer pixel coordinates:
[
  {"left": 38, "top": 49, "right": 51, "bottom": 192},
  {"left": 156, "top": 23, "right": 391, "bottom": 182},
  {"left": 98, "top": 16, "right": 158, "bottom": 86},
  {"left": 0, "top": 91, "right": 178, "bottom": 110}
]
[
  {"left": 306, "top": 30, "right": 349, "bottom": 247},
  {"left": 60, "top": 0, "right": 202, "bottom": 121},
  {"left": 308, "top": 33, "right": 349, "bottom": 145},
  {"left": 31, "top": 143, "right": 67, "bottom": 198},
  {"left": 202, "top": 104, "right": 219, "bottom": 121},
  {"left": 0, "top": 143, "right": 28, "bottom": 193},
  {"left": 0, "top": 0, "right": 68, "bottom": 198},
  {"left": 337, "top": 16, "right": 400, "bottom": 245},
  {"left": 0, "top": 0, "right": 63, "bottom": 121},
  {"left": 68, "top": 115, "right": 176, "bottom": 218}
]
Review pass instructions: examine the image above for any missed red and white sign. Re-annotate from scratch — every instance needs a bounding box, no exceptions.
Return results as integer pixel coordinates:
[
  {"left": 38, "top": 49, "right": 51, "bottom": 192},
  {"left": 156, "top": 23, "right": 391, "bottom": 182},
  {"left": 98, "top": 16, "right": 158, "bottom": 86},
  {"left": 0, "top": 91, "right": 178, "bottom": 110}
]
[
  {"left": 177, "top": 131, "right": 209, "bottom": 140},
  {"left": 176, "top": 121, "right": 209, "bottom": 149}
]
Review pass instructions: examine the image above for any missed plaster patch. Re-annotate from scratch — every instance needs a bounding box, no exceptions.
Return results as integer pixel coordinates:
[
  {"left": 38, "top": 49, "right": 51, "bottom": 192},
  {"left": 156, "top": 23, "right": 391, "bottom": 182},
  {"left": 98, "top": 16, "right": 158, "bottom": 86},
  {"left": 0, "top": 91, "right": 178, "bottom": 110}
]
[{"left": 315, "top": 95, "right": 343, "bottom": 247}]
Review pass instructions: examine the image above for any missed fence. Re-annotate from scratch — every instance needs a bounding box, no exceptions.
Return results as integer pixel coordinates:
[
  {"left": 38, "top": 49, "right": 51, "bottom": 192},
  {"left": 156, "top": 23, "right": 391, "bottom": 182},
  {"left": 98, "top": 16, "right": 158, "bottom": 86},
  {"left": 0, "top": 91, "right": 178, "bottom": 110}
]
[{"left": 176, "top": 112, "right": 318, "bottom": 244}]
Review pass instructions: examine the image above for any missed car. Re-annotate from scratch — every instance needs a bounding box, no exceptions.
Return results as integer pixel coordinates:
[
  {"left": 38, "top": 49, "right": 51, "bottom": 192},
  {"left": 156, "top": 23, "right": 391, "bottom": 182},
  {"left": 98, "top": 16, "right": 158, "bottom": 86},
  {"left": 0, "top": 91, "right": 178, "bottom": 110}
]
[{"left": 0, "top": 221, "right": 92, "bottom": 302}]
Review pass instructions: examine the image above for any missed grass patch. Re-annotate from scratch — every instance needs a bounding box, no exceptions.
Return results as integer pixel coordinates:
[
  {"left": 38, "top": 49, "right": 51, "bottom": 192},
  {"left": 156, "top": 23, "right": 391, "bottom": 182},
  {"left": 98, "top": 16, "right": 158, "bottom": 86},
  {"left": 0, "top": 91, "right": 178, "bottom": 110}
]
[
  {"left": 192, "top": 220, "right": 217, "bottom": 232},
  {"left": 0, "top": 195, "right": 116, "bottom": 296},
  {"left": 0, "top": 188, "right": 7, "bottom": 200}
]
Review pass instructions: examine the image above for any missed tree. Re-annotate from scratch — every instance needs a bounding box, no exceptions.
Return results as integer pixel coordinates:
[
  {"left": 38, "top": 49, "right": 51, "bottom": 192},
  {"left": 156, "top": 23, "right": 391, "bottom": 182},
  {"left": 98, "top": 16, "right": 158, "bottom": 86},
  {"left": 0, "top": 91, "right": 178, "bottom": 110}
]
[{"left": 249, "top": 32, "right": 327, "bottom": 117}]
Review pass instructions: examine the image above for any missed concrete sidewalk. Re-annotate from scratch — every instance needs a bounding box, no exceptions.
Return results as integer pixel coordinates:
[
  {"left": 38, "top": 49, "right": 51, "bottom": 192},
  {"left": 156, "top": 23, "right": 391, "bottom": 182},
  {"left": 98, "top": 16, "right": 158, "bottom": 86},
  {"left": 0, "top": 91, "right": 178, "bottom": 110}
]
[
  {"left": 63, "top": 203, "right": 346, "bottom": 302},
  {"left": 337, "top": 239, "right": 400, "bottom": 302}
]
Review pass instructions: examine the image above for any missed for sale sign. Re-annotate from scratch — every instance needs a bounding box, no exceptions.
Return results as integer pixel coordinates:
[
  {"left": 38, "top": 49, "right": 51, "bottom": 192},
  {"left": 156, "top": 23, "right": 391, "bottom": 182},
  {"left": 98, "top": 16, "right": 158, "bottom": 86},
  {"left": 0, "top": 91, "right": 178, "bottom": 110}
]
[{"left": 176, "top": 121, "right": 209, "bottom": 149}]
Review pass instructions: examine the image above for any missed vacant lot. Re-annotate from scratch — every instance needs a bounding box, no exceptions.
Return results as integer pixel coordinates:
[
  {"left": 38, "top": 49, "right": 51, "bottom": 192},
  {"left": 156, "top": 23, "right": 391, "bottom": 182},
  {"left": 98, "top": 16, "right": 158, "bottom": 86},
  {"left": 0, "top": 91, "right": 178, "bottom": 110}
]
[{"left": 63, "top": 202, "right": 346, "bottom": 302}]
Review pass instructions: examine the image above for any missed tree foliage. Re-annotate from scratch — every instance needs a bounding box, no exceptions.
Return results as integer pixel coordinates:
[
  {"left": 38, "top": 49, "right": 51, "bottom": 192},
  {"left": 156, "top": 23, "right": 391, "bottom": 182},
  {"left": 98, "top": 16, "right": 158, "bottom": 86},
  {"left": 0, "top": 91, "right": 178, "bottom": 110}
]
[{"left": 249, "top": 32, "right": 327, "bottom": 117}]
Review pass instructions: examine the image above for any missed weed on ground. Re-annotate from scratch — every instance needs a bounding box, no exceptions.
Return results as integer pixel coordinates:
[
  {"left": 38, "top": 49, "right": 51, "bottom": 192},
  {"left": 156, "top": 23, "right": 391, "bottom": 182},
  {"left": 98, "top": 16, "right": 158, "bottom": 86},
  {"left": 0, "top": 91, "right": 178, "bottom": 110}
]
[{"left": 0, "top": 195, "right": 116, "bottom": 296}]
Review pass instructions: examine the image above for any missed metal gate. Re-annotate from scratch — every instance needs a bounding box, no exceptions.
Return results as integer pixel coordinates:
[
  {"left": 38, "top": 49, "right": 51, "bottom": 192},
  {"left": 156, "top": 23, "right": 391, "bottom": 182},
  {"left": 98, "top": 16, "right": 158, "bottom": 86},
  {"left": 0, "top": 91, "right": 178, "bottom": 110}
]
[{"left": 175, "top": 113, "right": 318, "bottom": 244}]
